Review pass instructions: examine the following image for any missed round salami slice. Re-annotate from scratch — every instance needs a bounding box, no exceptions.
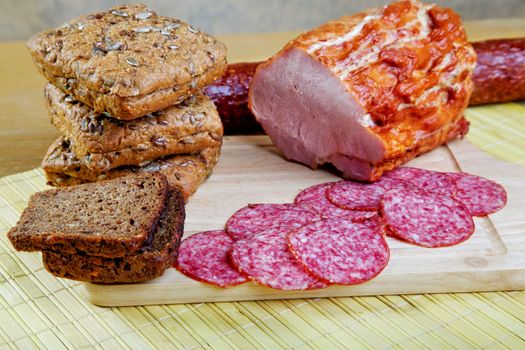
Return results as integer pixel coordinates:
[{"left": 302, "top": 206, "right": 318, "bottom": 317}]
[
  {"left": 230, "top": 229, "right": 321, "bottom": 290},
  {"left": 295, "top": 182, "right": 376, "bottom": 221},
  {"left": 288, "top": 219, "right": 390, "bottom": 285},
  {"left": 380, "top": 188, "right": 475, "bottom": 247},
  {"left": 327, "top": 177, "right": 407, "bottom": 211},
  {"left": 225, "top": 203, "right": 320, "bottom": 241},
  {"left": 176, "top": 230, "right": 248, "bottom": 288},
  {"left": 385, "top": 167, "right": 458, "bottom": 197},
  {"left": 447, "top": 172, "right": 507, "bottom": 217}
]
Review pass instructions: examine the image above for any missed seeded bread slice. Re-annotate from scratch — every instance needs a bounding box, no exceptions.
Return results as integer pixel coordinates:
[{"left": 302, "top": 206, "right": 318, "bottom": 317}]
[
  {"left": 45, "top": 83, "right": 223, "bottom": 172},
  {"left": 42, "top": 189, "right": 185, "bottom": 283},
  {"left": 27, "top": 4, "right": 227, "bottom": 120},
  {"left": 7, "top": 173, "right": 168, "bottom": 257},
  {"left": 43, "top": 139, "right": 221, "bottom": 201}
]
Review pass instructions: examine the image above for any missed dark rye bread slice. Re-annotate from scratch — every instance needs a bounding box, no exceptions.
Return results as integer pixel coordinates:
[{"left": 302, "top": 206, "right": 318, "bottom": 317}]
[
  {"left": 7, "top": 173, "right": 168, "bottom": 257},
  {"left": 42, "top": 189, "right": 185, "bottom": 283}
]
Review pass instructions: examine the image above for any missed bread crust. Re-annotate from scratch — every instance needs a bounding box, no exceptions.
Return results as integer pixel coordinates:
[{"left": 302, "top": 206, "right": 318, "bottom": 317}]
[
  {"left": 43, "top": 140, "right": 221, "bottom": 201},
  {"left": 27, "top": 3, "right": 227, "bottom": 120},
  {"left": 45, "top": 83, "right": 223, "bottom": 172}
]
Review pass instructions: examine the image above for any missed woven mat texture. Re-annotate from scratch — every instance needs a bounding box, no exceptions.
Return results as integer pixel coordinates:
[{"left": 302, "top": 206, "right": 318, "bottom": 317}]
[{"left": 1, "top": 103, "right": 524, "bottom": 349}]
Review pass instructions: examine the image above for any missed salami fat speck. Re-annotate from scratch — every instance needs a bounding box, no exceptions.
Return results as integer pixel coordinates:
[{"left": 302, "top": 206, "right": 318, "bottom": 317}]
[
  {"left": 176, "top": 230, "right": 248, "bottom": 288},
  {"left": 327, "top": 177, "right": 407, "bottom": 211},
  {"left": 381, "top": 188, "right": 475, "bottom": 247},
  {"left": 225, "top": 203, "right": 320, "bottom": 241},
  {"left": 385, "top": 167, "right": 458, "bottom": 197},
  {"left": 447, "top": 172, "right": 507, "bottom": 217},
  {"left": 288, "top": 219, "right": 390, "bottom": 285},
  {"left": 295, "top": 183, "right": 376, "bottom": 221},
  {"left": 230, "top": 229, "right": 321, "bottom": 290}
]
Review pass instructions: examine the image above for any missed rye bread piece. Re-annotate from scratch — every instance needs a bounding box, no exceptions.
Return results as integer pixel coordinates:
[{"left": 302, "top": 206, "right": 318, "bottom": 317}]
[
  {"left": 42, "top": 189, "right": 185, "bottom": 283},
  {"left": 27, "top": 3, "right": 227, "bottom": 120},
  {"left": 45, "top": 83, "right": 223, "bottom": 172},
  {"left": 7, "top": 173, "right": 168, "bottom": 258},
  {"left": 44, "top": 142, "right": 221, "bottom": 201}
]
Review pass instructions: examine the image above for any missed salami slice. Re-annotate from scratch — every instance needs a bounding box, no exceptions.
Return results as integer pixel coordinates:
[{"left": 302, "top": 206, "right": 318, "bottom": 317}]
[
  {"left": 360, "top": 215, "right": 386, "bottom": 234},
  {"left": 306, "top": 280, "right": 331, "bottom": 290},
  {"left": 176, "top": 230, "right": 248, "bottom": 288},
  {"left": 230, "top": 229, "right": 321, "bottom": 290},
  {"left": 288, "top": 219, "right": 390, "bottom": 285},
  {"left": 327, "top": 177, "right": 407, "bottom": 211},
  {"left": 380, "top": 188, "right": 475, "bottom": 247},
  {"left": 295, "top": 182, "right": 376, "bottom": 221},
  {"left": 447, "top": 172, "right": 507, "bottom": 217},
  {"left": 385, "top": 167, "right": 458, "bottom": 197},
  {"left": 225, "top": 203, "right": 320, "bottom": 241}
]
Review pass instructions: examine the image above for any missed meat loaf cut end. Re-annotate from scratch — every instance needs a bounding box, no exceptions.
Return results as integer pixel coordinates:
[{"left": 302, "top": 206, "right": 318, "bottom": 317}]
[
  {"left": 27, "top": 4, "right": 227, "bottom": 120},
  {"left": 249, "top": 0, "right": 476, "bottom": 181},
  {"left": 43, "top": 139, "right": 221, "bottom": 201},
  {"left": 7, "top": 173, "right": 168, "bottom": 257},
  {"left": 42, "top": 189, "right": 185, "bottom": 283}
]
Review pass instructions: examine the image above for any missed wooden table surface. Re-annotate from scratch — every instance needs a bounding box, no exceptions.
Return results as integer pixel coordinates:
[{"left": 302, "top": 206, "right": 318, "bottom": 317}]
[{"left": 0, "top": 17, "right": 524, "bottom": 178}]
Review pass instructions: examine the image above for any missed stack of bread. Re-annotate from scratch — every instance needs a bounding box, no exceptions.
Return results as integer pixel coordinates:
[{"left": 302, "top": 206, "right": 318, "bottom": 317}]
[
  {"left": 8, "top": 173, "right": 185, "bottom": 283},
  {"left": 26, "top": 4, "right": 227, "bottom": 201}
]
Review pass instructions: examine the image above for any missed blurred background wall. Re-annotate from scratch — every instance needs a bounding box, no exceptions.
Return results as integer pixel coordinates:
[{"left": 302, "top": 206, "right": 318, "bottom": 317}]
[{"left": 2, "top": 0, "right": 525, "bottom": 40}]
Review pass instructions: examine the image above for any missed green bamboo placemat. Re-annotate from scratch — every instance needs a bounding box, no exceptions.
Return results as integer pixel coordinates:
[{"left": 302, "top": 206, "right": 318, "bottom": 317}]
[{"left": 1, "top": 103, "right": 524, "bottom": 349}]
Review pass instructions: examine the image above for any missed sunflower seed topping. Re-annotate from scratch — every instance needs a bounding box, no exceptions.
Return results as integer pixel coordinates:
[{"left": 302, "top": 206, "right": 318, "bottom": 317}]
[
  {"left": 135, "top": 11, "right": 153, "bottom": 20},
  {"left": 187, "top": 26, "right": 199, "bottom": 33},
  {"left": 106, "top": 40, "right": 123, "bottom": 51},
  {"left": 137, "top": 143, "right": 149, "bottom": 151},
  {"left": 166, "top": 23, "right": 181, "bottom": 30},
  {"left": 152, "top": 136, "right": 168, "bottom": 146},
  {"left": 194, "top": 113, "right": 205, "bottom": 121},
  {"left": 134, "top": 26, "right": 151, "bottom": 33},
  {"left": 111, "top": 10, "right": 128, "bottom": 17},
  {"left": 168, "top": 44, "right": 179, "bottom": 50},
  {"left": 125, "top": 57, "right": 140, "bottom": 67},
  {"left": 180, "top": 137, "right": 194, "bottom": 144},
  {"left": 80, "top": 117, "right": 89, "bottom": 132},
  {"left": 96, "top": 157, "right": 111, "bottom": 171},
  {"left": 92, "top": 44, "right": 106, "bottom": 55},
  {"left": 64, "top": 95, "right": 76, "bottom": 103},
  {"left": 189, "top": 62, "right": 196, "bottom": 75}
]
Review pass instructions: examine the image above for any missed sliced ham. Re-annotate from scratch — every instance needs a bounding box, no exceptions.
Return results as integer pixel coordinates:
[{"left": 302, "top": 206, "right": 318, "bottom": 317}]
[{"left": 249, "top": 0, "right": 476, "bottom": 181}]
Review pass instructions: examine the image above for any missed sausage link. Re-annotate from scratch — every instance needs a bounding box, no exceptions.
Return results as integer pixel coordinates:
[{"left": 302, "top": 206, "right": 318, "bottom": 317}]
[
  {"left": 203, "top": 62, "right": 264, "bottom": 134},
  {"left": 470, "top": 38, "right": 525, "bottom": 105}
]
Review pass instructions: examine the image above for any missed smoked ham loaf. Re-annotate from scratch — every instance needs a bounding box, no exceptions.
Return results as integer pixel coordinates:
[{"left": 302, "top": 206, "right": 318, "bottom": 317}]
[{"left": 249, "top": 0, "right": 476, "bottom": 181}]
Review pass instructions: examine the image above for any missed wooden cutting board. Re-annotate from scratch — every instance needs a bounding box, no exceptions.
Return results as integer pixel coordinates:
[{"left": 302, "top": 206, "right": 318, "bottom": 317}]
[{"left": 84, "top": 135, "right": 525, "bottom": 306}]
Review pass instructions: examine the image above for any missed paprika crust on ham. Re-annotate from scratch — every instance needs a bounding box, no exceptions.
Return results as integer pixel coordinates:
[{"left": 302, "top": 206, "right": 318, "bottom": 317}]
[{"left": 249, "top": 0, "right": 476, "bottom": 181}]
